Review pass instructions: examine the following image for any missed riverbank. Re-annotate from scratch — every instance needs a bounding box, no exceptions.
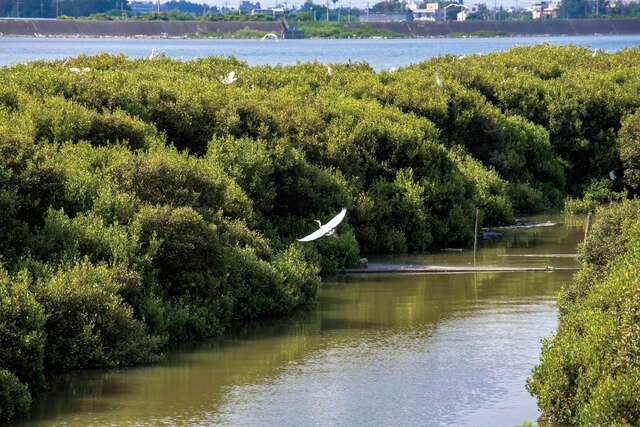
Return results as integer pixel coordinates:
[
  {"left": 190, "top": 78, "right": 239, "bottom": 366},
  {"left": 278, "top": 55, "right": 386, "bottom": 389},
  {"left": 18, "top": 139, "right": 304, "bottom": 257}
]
[
  {"left": 1, "top": 18, "right": 639, "bottom": 38},
  {"left": 527, "top": 200, "right": 640, "bottom": 424}
]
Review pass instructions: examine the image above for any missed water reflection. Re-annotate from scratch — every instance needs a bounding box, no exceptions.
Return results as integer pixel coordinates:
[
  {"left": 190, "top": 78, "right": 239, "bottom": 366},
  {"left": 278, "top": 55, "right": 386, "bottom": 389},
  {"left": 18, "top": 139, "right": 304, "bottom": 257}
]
[{"left": 19, "top": 216, "right": 583, "bottom": 427}]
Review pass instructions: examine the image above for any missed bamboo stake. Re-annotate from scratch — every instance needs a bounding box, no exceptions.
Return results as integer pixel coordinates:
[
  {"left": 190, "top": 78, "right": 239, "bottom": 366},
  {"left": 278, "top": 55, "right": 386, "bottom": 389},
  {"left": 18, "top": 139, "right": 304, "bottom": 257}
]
[
  {"left": 584, "top": 213, "right": 591, "bottom": 242},
  {"left": 474, "top": 208, "right": 479, "bottom": 266}
]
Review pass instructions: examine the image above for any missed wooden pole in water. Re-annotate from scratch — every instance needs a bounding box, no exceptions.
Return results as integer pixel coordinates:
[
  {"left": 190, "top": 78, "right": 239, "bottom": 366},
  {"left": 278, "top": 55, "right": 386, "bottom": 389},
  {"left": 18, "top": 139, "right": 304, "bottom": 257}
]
[
  {"left": 584, "top": 213, "right": 591, "bottom": 242},
  {"left": 474, "top": 208, "right": 479, "bottom": 266}
]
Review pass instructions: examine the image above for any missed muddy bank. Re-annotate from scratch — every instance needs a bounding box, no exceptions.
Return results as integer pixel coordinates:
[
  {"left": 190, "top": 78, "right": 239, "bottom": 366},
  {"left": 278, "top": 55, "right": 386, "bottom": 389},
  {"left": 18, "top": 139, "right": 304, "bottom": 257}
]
[{"left": 1, "top": 18, "right": 639, "bottom": 38}]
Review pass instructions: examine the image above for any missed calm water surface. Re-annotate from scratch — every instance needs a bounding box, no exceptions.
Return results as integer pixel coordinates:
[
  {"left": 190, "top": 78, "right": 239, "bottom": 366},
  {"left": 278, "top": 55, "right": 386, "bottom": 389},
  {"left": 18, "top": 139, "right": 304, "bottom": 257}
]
[
  {"left": 19, "top": 215, "right": 584, "bottom": 426},
  {"left": 1, "top": 34, "right": 640, "bottom": 69}
]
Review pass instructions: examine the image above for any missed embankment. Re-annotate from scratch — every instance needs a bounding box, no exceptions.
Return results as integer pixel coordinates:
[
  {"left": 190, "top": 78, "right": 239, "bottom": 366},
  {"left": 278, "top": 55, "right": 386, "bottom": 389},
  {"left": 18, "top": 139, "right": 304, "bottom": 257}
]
[
  {"left": 0, "top": 18, "right": 639, "bottom": 38},
  {"left": 362, "top": 18, "right": 640, "bottom": 37},
  {"left": 0, "top": 19, "right": 284, "bottom": 37}
]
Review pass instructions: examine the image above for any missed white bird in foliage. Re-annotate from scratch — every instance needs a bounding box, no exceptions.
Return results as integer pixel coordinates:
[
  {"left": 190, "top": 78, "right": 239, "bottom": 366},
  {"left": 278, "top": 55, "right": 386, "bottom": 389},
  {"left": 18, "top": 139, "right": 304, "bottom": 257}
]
[
  {"left": 327, "top": 66, "right": 332, "bottom": 76},
  {"left": 458, "top": 55, "right": 465, "bottom": 60},
  {"left": 436, "top": 72, "right": 442, "bottom": 87},
  {"left": 609, "top": 170, "right": 616, "bottom": 180},
  {"left": 592, "top": 49, "right": 598, "bottom": 57},
  {"left": 389, "top": 66, "right": 398, "bottom": 73},
  {"left": 297, "top": 208, "right": 347, "bottom": 242},
  {"left": 222, "top": 71, "right": 237, "bottom": 84},
  {"left": 69, "top": 67, "right": 80, "bottom": 73},
  {"left": 149, "top": 48, "right": 156, "bottom": 59},
  {"left": 82, "top": 67, "right": 90, "bottom": 72},
  {"left": 62, "top": 57, "right": 70, "bottom": 65}
]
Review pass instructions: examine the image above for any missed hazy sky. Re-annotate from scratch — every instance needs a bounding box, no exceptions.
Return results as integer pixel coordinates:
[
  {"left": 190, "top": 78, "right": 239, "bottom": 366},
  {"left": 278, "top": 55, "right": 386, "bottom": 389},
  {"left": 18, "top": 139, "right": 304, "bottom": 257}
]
[{"left": 154, "top": 0, "right": 538, "bottom": 12}]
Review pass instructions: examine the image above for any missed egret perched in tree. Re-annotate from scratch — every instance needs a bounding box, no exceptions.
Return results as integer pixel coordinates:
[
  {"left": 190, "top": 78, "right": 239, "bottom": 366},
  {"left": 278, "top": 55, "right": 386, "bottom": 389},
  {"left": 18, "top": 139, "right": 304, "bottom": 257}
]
[
  {"left": 593, "top": 49, "right": 598, "bottom": 57},
  {"left": 222, "top": 71, "right": 237, "bottom": 84},
  {"left": 69, "top": 67, "right": 80, "bottom": 73},
  {"left": 436, "top": 72, "right": 442, "bottom": 87},
  {"left": 149, "top": 48, "right": 156, "bottom": 60},
  {"left": 297, "top": 208, "right": 347, "bottom": 242},
  {"left": 327, "top": 66, "right": 332, "bottom": 76}
]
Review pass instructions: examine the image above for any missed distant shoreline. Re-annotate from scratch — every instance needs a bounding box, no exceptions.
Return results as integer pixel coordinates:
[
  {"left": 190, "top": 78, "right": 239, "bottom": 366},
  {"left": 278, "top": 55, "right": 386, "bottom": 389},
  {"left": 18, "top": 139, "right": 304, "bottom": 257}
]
[{"left": 1, "top": 18, "right": 640, "bottom": 39}]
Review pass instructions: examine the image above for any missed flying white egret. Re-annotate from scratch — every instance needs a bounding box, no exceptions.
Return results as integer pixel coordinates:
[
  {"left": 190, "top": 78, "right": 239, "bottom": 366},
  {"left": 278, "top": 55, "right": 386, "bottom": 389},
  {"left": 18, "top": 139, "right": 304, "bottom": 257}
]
[
  {"left": 436, "top": 72, "right": 442, "bottom": 87},
  {"left": 297, "top": 208, "right": 347, "bottom": 242},
  {"left": 327, "top": 66, "right": 332, "bottom": 76},
  {"left": 222, "top": 71, "right": 237, "bottom": 84},
  {"left": 609, "top": 170, "right": 616, "bottom": 180}
]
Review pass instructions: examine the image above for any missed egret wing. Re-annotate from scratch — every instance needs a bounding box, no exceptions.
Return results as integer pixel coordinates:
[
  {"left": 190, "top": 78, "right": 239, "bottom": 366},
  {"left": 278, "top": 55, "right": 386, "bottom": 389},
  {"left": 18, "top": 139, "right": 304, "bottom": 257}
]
[
  {"left": 324, "top": 208, "right": 347, "bottom": 229},
  {"left": 297, "top": 227, "right": 328, "bottom": 242}
]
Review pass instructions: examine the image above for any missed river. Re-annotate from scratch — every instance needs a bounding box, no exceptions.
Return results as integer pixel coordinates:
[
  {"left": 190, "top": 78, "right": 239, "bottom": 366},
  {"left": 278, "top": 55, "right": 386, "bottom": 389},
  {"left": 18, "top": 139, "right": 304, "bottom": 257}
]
[
  {"left": 1, "top": 34, "right": 640, "bottom": 69},
  {"left": 17, "top": 215, "right": 583, "bottom": 426}
]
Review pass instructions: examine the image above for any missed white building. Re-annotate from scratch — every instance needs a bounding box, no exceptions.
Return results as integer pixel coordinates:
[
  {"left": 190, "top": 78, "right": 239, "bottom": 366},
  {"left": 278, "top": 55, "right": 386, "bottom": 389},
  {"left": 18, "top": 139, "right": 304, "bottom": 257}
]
[
  {"left": 410, "top": 2, "right": 441, "bottom": 20},
  {"left": 529, "top": 1, "right": 560, "bottom": 19}
]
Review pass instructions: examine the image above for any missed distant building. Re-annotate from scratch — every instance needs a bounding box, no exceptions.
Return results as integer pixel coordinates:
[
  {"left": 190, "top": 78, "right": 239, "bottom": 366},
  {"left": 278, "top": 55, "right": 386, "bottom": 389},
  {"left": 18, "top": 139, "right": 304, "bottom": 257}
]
[
  {"left": 456, "top": 9, "right": 467, "bottom": 20},
  {"left": 529, "top": 1, "right": 559, "bottom": 19},
  {"left": 360, "top": 12, "right": 412, "bottom": 22},
  {"left": 130, "top": 1, "right": 156, "bottom": 14},
  {"left": 408, "top": 2, "right": 442, "bottom": 21},
  {"left": 251, "top": 7, "right": 285, "bottom": 17}
]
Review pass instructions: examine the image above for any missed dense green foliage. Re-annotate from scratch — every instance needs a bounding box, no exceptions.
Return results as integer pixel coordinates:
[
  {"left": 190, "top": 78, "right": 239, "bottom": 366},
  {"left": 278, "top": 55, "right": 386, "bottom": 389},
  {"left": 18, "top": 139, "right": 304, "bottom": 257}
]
[
  {"left": 528, "top": 200, "right": 640, "bottom": 424},
  {"left": 2, "top": 45, "right": 640, "bottom": 420},
  {"left": 0, "top": 0, "right": 124, "bottom": 19},
  {"left": 0, "top": 369, "right": 31, "bottom": 422}
]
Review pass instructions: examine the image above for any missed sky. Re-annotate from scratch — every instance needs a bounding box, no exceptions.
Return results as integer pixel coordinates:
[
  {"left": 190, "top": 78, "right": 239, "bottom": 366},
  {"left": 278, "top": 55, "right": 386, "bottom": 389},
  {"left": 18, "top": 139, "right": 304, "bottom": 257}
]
[{"left": 152, "top": 0, "right": 538, "bottom": 12}]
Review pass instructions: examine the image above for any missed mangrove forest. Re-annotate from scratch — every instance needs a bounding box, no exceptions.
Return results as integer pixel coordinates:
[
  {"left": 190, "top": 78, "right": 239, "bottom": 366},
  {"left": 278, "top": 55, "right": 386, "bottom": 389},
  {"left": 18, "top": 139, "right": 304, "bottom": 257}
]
[{"left": 1, "top": 44, "right": 640, "bottom": 422}]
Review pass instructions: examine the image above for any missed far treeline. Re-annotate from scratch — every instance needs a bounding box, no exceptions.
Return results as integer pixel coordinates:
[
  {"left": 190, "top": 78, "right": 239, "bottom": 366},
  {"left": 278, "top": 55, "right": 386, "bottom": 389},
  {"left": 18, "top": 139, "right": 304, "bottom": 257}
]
[
  {"left": 1, "top": 45, "right": 640, "bottom": 421},
  {"left": 2, "top": 0, "right": 640, "bottom": 20}
]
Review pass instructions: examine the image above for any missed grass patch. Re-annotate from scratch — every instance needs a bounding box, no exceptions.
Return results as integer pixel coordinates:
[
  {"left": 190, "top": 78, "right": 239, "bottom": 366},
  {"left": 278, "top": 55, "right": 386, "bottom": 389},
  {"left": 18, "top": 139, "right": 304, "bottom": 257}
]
[{"left": 297, "top": 22, "right": 410, "bottom": 38}]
